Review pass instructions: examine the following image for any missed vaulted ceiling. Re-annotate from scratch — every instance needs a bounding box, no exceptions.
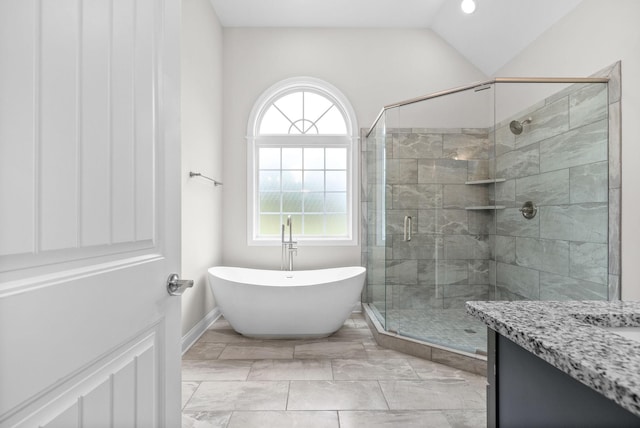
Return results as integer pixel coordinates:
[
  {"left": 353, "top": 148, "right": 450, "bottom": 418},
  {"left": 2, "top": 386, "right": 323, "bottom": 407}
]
[{"left": 209, "top": 0, "right": 583, "bottom": 75}]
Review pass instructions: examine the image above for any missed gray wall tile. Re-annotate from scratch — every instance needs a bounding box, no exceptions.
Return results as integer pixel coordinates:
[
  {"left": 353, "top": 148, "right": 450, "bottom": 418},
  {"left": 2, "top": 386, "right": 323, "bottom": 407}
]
[
  {"left": 392, "top": 184, "right": 442, "bottom": 209},
  {"left": 609, "top": 188, "right": 621, "bottom": 276},
  {"left": 443, "top": 184, "right": 488, "bottom": 209},
  {"left": 569, "top": 83, "right": 608, "bottom": 129},
  {"left": 539, "top": 119, "right": 607, "bottom": 173},
  {"left": 418, "top": 159, "right": 468, "bottom": 184},
  {"left": 386, "top": 159, "right": 418, "bottom": 184},
  {"left": 444, "top": 235, "right": 490, "bottom": 260},
  {"left": 443, "top": 133, "right": 489, "bottom": 160},
  {"left": 608, "top": 101, "right": 621, "bottom": 188},
  {"left": 516, "top": 169, "right": 569, "bottom": 206},
  {"left": 539, "top": 204, "right": 607, "bottom": 243},
  {"left": 570, "top": 242, "right": 608, "bottom": 285},
  {"left": 539, "top": 272, "right": 607, "bottom": 300},
  {"left": 418, "top": 209, "right": 469, "bottom": 235},
  {"left": 515, "top": 237, "right": 569, "bottom": 276},
  {"left": 496, "top": 262, "right": 539, "bottom": 300},
  {"left": 494, "top": 180, "right": 516, "bottom": 208},
  {"left": 570, "top": 161, "right": 607, "bottom": 204},
  {"left": 468, "top": 260, "right": 490, "bottom": 285},
  {"left": 494, "top": 235, "right": 516, "bottom": 264},
  {"left": 496, "top": 208, "right": 539, "bottom": 238},
  {"left": 515, "top": 97, "right": 569, "bottom": 149},
  {"left": 418, "top": 260, "right": 468, "bottom": 285},
  {"left": 386, "top": 260, "right": 418, "bottom": 285},
  {"left": 468, "top": 211, "right": 494, "bottom": 235},
  {"left": 386, "top": 210, "right": 418, "bottom": 235},
  {"left": 392, "top": 234, "right": 442, "bottom": 260},
  {"left": 496, "top": 143, "right": 540, "bottom": 180},
  {"left": 392, "top": 284, "right": 443, "bottom": 309},
  {"left": 393, "top": 133, "right": 443, "bottom": 159}
]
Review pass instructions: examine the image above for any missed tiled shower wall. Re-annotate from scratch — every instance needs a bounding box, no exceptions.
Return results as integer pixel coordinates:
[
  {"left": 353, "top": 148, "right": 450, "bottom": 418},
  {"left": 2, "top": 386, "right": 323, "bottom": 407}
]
[
  {"left": 492, "top": 82, "right": 610, "bottom": 300},
  {"left": 362, "top": 65, "right": 621, "bottom": 314}
]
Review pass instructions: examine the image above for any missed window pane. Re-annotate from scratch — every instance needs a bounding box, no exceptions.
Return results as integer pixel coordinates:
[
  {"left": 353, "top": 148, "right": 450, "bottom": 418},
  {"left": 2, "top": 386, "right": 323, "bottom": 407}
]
[
  {"left": 282, "top": 171, "right": 302, "bottom": 191},
  {"left": 326, "top": 192, "right": 347, "bottom": 212},
  {"left": 259, "top": 192, "right": 281, "bottom": 212},
  {"left": 304, "top": 91, "right": 333, "bottom": 124},
  {"left": 304, "top": 215, "right": 324, "bottom": 236},
  {"left": 315, "top": 105, "right": 347, "bottom": 134},
  {"left": 304, "top": 148, "right": 324, "bottom": 169},
  {"left": 259, "top": 147, "right": 280, "bottom": 169},
  {"left": 282, "top": 148, "right": 302, "bottom": 170},
  {"left": 260, "top": 214, "right": 281, "bottom": 235},
  {"left": 303, "top": 171, "right": 324, "bottom": 192},
  {"left": 287, "top": 214, "right": 303, "bottom": 235},
  {"left": 274, "top": 92, "right": 303, "bottom": 130},
  {"left": 326, "top": 214, "right": 347, "bottom": 235},
  {"left": 304, "top": 193, "right": 324, "bottom": 213},
  {"left": 326, "top": 148, "right": 347, "bottom": 169},
  {"left": 259, "top": 106, "right": 291, "bottom": 134},
  {"left": 326, "top": 171, "right": 346, "bottom": 191},
  {"left": 283, "top": 192, "right": 302, "bottom": 212},
  {"left": 259, "top": 171, "right": 280, "bottom": 191}
]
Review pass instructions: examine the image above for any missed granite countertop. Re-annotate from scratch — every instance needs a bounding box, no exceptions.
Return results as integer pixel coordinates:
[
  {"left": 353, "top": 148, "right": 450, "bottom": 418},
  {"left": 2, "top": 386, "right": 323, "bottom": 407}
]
[{"left": 466, "top": 300, "right": 640, "bottom": 417}]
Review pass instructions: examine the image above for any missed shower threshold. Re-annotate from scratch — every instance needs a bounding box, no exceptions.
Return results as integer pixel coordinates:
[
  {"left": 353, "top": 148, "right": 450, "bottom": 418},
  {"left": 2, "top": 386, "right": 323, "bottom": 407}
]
[{"left": 362, "top": 303, "right": 487, "bottom": 376}]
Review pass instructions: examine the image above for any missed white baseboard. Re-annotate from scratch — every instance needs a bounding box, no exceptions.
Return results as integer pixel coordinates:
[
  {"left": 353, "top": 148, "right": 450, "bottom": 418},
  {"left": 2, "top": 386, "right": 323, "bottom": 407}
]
[{"left": 181, "top": 307, "right": 222, "bottom": 355}]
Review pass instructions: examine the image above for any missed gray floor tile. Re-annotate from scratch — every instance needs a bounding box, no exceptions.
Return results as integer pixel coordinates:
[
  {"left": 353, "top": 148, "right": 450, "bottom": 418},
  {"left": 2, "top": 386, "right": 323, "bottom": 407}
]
[
  {"left": 182, "top": 382, "right": 199, "bottom": 409},
  {"left": 339, "top": 410, "right": 453, "bottom": 428},
  {"left": 444, "top": 409, "right": 487, "bottom": 428},
  {"left": 227, "top": 411, "right": 339, "bottom": 428},
  {"left": 379, "top": 380, "right": 486, "bottom": 410},
  {"left": 294, "top": 341, "right": 367, "bottom": 359},
  {"left": 183, "top": 342, "right": 227, "bottom": 360},
  {"left": 287, "top": 380, "right": 388, "bottom": 410},
  {"left": 219, "top": 343, "right": 294, "bottom": 359},
  {"left": 248, "top": 359, "right": 333, "bottom": 381},
  {"left": 182, "top": 411, "right": 232, "bottom": 428},
  {"left": 182, "top": 360, "right": 252, "bottom": 381},
  {"left": 185, "top": 381, "right": 289, "bottom": 411},
  {"left": 332, "top": 359, "right": 419, "bottom": 380}
]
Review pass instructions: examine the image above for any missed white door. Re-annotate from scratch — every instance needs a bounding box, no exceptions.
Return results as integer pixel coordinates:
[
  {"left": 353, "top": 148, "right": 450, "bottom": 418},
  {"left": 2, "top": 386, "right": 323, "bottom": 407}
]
[{"left": 0, "top": 0, "right": 182, "bottom": 426}]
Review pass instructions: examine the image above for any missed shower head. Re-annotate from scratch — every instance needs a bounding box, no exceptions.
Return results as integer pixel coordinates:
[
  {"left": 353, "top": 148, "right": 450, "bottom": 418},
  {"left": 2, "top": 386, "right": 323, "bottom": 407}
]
[{"left": 509, "top": 117, "right": 532, "bottom": 135}]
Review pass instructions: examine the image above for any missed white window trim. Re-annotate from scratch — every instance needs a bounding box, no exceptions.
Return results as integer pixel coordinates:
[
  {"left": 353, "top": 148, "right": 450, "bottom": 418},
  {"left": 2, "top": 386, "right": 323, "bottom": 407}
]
[{"left": 246, "top": 77, "right": 359, "bottom": 246}]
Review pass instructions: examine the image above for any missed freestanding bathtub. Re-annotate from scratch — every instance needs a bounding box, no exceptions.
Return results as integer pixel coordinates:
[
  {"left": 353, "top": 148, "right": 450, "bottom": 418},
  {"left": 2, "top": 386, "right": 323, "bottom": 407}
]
[{"left": 207, "top": 266, "right": 366, "bottom": 338}]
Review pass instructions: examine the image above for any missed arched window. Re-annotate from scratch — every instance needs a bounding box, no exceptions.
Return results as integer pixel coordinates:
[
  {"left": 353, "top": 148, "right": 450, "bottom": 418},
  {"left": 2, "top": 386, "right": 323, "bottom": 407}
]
[{"left": 247, "top": 77, "right": 358, "bottom": 245}]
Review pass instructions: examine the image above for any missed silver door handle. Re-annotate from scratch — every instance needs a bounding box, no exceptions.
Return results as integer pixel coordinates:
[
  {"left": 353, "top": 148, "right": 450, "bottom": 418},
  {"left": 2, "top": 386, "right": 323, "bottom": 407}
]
[
  {"left": 166, "top": 273, "right": 194, "bottom": 296},
  {"left": 403, "top": 215, "right": 412, "bottom": 242}
]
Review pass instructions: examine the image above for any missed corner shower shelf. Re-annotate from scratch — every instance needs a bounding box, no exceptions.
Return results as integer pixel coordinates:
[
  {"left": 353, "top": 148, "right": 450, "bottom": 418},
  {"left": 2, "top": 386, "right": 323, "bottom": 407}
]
[
  {"left": 464, "top": 178, "right": 506, "bottom": 185},
  {"left": 465, "top": 205, "right": 506, "bottom": 210}
]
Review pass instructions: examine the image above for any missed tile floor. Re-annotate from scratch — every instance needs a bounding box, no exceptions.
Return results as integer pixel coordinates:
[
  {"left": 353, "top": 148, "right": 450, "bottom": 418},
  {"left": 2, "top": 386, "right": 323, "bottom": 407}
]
[{"left": 182, "top": 313, "right": 487, "bottom": 428}]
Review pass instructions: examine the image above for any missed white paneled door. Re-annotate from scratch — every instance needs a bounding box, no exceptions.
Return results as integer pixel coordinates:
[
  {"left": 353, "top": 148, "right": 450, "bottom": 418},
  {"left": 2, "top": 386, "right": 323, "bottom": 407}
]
[{"left": 0, "top": 0, "right": 182, "bottom": 426}]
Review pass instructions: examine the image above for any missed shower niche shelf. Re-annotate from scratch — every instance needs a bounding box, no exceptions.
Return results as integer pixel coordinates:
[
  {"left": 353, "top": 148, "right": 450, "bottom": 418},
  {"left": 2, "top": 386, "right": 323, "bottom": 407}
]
[
  {"left": 465, "top": 205, "right": 506, "bottom": 210},
  {"left": 464, "top": 178, "right": 506, "bottom": 185}
]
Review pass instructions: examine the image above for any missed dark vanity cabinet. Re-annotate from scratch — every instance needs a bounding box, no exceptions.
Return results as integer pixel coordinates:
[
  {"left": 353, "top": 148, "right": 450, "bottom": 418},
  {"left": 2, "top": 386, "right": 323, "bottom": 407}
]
[{"left": 486, "top": 329, "right": 640, "bottom": 428}]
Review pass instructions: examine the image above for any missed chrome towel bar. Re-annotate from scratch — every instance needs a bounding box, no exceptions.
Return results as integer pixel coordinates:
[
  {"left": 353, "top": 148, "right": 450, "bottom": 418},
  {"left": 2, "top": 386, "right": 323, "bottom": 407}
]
[{"left": 189, "top": 171, "right": 223, "bottom": 186}]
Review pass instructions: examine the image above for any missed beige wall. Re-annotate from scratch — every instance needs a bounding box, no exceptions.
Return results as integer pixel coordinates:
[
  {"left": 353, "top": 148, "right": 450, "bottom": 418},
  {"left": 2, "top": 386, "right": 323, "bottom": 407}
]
[
  {"left": 221, "top": 28, "right": 486, "bottom": 270},
  {"left": 181, "top": 0, "right": 223, "bottom": 335},
  {"left": 494, "top": 0, "right": 640, "bottom": 299}
]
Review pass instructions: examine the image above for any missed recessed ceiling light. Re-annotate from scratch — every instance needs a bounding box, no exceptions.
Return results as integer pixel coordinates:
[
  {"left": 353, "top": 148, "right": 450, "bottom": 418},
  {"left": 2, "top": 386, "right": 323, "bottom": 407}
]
[{"left": 461, "top": 0, "right": 476, "bottom": 14}]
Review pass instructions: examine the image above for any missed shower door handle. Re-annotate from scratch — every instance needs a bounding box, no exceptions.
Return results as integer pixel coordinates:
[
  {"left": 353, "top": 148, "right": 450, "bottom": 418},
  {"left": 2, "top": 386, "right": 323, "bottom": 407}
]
[{"left": 403, "top": 216, "right": 412, "bottom": 241}]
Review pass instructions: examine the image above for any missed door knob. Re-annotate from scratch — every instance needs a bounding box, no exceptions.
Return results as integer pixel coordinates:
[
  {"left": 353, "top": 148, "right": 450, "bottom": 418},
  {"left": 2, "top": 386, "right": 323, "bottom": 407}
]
[{"left": 166, "top": 273, "right": 194, "bottom": 296}]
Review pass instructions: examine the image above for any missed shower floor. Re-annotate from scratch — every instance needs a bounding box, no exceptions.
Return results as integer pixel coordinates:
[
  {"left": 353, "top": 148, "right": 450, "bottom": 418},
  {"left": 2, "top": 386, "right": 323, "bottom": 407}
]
[{"left": 374, "top": 307, "right": 488, "bottom": 355}]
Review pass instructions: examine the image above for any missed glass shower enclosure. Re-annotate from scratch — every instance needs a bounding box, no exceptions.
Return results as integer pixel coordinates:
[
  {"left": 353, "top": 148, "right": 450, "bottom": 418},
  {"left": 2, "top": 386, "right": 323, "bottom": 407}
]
[{"left": 363, "top": 78, "right": 612, "bottom": 356}]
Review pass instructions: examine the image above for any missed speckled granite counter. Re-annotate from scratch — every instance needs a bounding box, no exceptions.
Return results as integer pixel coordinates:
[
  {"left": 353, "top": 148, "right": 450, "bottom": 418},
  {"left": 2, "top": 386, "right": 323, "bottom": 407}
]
[{"left": 466, "top": 300, "right": 640, "bottom": 418}]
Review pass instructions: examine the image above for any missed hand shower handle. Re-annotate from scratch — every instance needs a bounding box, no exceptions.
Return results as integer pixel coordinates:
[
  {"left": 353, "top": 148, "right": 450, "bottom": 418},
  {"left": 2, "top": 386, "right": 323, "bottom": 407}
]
[{"left": 403, "top": 215, "right": 412, "bottom": 242}]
